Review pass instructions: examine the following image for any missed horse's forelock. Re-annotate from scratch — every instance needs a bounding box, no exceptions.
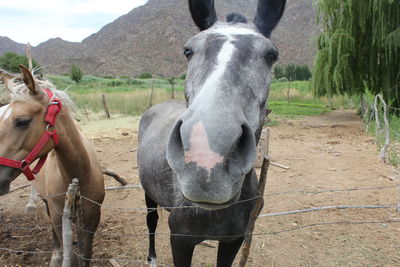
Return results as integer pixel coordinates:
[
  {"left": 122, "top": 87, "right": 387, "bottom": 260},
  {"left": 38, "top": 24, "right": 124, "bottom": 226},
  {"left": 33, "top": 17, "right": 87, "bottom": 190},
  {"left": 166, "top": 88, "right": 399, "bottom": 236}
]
[
  {"left": 7, "top": 77, "right": 74, "bottom": 109},
  {"left": 226, "top": 13, "right": 248, "bottom": 24}
]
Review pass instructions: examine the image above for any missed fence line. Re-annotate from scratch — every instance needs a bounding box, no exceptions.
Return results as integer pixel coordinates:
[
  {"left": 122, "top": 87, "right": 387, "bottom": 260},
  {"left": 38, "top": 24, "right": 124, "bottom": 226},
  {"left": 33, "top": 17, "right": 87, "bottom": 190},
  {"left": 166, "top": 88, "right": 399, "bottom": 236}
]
[
  {"left": 2, "top": 180, "right": 400, "bottom": 265},
  {"left": 0, "top": 211, "right": 400, "bottom": 241},
  {"left": 2, "top": 218, "right": 400, "bottom": 267},
  {"left": 75, "top": 218, "right": 400, "bottom": 239},
  {"left": 79, "top": 184, "right": 400, "bottom": 212},
  {"left": 1, "top": 184, "right": 399, "bottom": 212},
  {"left": 260, "top": 204, "right": 397, "bottom": 217}
]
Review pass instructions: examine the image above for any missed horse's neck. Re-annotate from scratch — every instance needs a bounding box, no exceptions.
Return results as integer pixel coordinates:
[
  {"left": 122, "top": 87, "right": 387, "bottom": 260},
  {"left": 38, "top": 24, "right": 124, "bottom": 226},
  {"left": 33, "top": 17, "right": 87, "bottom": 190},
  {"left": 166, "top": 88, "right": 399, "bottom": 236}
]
[{"left": 54, "top": 110, "right": 92, "bottom": 182}]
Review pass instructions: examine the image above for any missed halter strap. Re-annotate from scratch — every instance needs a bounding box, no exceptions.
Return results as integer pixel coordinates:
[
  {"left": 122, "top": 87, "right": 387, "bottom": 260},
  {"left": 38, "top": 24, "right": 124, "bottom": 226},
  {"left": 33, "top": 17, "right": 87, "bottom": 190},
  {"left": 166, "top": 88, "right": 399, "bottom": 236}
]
[{"left": 0, "top": 89, "right": 62, "bottom": 181}]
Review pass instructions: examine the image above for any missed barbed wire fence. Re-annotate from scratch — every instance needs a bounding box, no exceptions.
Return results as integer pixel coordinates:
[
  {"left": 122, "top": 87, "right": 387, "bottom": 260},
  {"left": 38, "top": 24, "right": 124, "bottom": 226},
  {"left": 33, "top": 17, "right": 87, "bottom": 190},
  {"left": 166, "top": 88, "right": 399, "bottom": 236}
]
[
  {"left": 1, "top": 176, "right": 400, "bottom": 266},
  {"left": 1, "top": 121, "right": 400, "bottom": 265}
]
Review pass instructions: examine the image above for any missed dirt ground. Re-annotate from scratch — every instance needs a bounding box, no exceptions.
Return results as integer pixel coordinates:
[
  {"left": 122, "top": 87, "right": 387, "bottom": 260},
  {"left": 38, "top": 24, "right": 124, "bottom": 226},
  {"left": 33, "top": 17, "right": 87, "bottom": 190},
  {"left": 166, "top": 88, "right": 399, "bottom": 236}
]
[{"left": 1, "top": 110, "right": 400, "bottom": 266}]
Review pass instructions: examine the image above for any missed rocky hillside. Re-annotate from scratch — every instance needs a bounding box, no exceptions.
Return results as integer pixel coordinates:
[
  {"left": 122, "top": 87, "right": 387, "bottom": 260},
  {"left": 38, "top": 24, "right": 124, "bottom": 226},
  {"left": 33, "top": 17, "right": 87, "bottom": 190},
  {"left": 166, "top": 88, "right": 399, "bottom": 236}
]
[
  {"left": 0, "top": 37, "right": 25, "bottom": 55},
  {"left": 0, "top": 0, "right": 319, "bottom": 77}
]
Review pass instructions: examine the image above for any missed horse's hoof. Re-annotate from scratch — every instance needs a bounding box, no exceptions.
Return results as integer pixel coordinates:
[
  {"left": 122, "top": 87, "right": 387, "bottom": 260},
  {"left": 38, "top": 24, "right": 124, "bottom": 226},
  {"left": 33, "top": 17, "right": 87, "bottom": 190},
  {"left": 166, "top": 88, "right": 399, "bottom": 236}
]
[
  {"left": 148, "top": 256, "right": 157, "bottom": 267},
  {"left": 49, "top": 251, "right": 62, "bottom": 267},
  {"left": 25, "top": 203, "right": 37, "bottom": 213}
]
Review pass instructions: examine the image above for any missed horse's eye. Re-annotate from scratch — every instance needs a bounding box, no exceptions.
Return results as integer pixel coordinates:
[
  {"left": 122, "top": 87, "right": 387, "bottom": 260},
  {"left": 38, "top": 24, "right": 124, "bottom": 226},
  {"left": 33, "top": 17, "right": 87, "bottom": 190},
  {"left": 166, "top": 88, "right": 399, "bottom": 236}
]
[
  {"left": 265, "top": 50, "right": 278, "bottom": 65},
  {"left": 15, "top": 118, "right": 32, "bottom": 129},
  {"left": 183, "top": 48, "right": 194, "bottom": 60}
]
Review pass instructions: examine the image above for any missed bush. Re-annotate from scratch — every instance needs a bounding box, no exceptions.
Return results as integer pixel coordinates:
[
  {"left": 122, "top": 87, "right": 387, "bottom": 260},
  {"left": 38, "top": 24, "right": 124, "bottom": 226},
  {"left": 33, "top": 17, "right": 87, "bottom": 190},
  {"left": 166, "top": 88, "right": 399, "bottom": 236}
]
[
  {"left": 126, "top": 79, "right": 144, "bottom": 86},
  {"left": 106, "top": 80, "right": 123, "bottom": 87},
  {"left": 138, "top": 72, "right": 152, "bottom": 79},
  {"left": 0, "top": 52, "right": 40, "bottom": 73},
  {"left": 180, "top": 73, "right": 187, "bottom": 80},
  {"left": 274, "top": 64, "right": 312, "bottom": 81},
  {"left": 70, "top": 64, "right": 83, "bottom": 83}
]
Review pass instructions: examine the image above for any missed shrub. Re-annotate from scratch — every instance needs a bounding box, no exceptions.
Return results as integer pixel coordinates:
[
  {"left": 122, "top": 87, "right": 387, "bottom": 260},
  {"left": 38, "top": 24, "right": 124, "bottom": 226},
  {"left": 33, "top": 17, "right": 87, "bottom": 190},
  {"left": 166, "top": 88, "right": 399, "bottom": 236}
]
[
  {"left": 107, "top": 80, "right": 123, "bottom": 87},
  {"left": 138, "top": 72, "right": 152, "bottom": 79},
  {"left": 70, "top": 64, "right": 83, "bottom": 83},
  {"left": 0, "top": 52, "right": 40, "bottom": 73}
]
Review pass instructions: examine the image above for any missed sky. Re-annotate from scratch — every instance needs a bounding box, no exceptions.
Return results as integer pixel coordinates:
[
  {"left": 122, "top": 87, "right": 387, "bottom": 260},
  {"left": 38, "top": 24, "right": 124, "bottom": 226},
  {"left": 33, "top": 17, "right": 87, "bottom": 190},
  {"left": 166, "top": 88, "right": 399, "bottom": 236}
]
[{"left": 0, "top": 0, "right": 148, "bottom": 46}]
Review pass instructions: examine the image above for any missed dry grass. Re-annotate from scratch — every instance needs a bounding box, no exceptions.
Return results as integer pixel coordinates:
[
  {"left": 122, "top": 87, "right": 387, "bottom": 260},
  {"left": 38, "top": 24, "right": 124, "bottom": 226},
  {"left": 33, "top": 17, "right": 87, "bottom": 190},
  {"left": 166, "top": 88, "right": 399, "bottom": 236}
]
[{"left": 70, "top": 89, "right": 185, "bottom": 116}]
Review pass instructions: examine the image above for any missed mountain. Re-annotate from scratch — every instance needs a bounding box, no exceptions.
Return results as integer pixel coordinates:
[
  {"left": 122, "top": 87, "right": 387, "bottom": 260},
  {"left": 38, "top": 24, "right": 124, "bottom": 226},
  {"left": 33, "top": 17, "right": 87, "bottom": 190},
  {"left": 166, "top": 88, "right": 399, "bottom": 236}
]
[
  {"left": 0, "top": 0, "right": 319, "bottom": 77},
  {"left": 0, "top": 36, "right": 25, "bottom": 55}
]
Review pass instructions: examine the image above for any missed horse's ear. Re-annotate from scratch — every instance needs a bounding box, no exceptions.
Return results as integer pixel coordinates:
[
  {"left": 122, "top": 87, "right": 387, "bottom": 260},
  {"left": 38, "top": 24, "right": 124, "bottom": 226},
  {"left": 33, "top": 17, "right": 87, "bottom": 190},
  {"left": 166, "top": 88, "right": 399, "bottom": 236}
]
[
  {"left": 254, "top": 0, "right": 286, "bottom": 38},
  {"left": 19, "top": 64, "right": 40, "bottom": 95},
  {"left": 0, "top": 69, "right": 16, "bottom": 90},
  {"left": 188, "top": 0, "right": 217, "bottom": 31}
]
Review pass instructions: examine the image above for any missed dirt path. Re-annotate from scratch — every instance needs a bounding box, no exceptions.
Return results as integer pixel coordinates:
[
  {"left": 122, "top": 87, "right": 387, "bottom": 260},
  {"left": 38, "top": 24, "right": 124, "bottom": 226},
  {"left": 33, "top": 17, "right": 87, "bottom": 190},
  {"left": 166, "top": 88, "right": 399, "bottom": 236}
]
[{"left": 1, "top": 110, "right": 399, "bottom": 266}]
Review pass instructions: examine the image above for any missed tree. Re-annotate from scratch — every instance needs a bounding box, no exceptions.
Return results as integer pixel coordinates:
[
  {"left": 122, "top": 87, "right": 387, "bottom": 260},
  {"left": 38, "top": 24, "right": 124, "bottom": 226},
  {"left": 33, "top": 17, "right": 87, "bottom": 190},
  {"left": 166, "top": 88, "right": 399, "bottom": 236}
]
[
  {"left": 0, "top": 52, "right": 40, "bottom": 73},
  {"left": 274, "top": 66, "right": 285, "bottom": 79},
  {"left": 70, "top": 64, "right": 83, "bottom": 83},
  {"left": 313, "top": 0, "right": 400, "bottom": 108},
  {"left": 274, "top": 64, "right": 312, "bottom": 81}
]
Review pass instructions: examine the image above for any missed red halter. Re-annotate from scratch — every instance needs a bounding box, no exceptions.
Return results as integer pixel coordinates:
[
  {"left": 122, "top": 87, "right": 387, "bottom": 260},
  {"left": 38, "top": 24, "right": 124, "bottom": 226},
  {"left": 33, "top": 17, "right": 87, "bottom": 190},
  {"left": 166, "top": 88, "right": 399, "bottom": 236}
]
[{"left": 0, "top": 89, "right": 62, "bottom": 181}]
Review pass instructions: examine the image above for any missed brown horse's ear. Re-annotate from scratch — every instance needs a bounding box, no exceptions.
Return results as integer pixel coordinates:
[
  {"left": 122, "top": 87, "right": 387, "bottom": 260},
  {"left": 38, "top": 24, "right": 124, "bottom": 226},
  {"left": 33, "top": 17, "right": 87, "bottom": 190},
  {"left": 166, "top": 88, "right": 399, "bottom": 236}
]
[
  {"left": 0, "top": 69, "right": 16, "bottom": 90},
  {"left": 19, "top": 64, "right": 41, "bottom": 95}
]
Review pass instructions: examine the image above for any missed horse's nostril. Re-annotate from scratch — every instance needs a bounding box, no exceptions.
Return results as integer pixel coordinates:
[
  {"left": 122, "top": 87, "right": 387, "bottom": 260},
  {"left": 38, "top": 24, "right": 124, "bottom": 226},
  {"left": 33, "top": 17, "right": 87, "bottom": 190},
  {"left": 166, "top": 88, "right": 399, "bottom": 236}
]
[
  {"left": 227, "top": 123, "right": 256, "bottom": 176},
  {"left": 167, "top": 120, "right": 185, "bottom": 167}
]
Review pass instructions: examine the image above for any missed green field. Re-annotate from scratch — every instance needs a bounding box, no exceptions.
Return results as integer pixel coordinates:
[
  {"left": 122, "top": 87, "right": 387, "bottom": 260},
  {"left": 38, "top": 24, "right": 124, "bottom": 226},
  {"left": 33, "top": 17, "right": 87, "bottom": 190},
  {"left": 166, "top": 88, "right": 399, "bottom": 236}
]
[
  {"left": 47, "top": 74, "right": 400, "bottom": 164},
  {"left": 47, "top": 75, "right": 356, "bottom": 119}
]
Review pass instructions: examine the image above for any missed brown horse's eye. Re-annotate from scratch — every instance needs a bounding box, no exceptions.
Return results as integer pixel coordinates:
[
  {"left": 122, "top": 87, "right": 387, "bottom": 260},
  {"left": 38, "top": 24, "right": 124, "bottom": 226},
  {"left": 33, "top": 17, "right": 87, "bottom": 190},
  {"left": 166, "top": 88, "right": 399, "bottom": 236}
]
[{"left": 15, "top": 118, "right": 32, "bottom": 129}]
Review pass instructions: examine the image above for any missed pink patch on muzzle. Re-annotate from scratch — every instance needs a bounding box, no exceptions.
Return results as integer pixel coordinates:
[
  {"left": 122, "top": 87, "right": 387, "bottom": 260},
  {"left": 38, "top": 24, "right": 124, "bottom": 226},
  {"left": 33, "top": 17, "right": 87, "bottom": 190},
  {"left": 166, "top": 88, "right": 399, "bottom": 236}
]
[{"left": 184, "top": 121, "right": 224, "bottom": 173}]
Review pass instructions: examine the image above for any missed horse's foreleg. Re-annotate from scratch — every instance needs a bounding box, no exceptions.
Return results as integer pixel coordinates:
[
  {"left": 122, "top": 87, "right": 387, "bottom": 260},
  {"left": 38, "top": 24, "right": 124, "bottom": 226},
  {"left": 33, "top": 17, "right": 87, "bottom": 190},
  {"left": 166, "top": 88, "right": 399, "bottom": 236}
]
[
  {"left": 216, "top": 237, "right": 244, "bottom": 267},
  {"left": 170, "top": 235, "right": 196, "bottom": 267},
  {"left": 79, "top": 206, "right": 101, "bottom": 267},
  {"left": 145, "top": 194, "right": 159, "bottom": 266},
  {"left": 43, "top": 200, "right": 63, "bottom": 267},
  {"left": 25, "top": 184, "right": 40, "bottom": 213}
]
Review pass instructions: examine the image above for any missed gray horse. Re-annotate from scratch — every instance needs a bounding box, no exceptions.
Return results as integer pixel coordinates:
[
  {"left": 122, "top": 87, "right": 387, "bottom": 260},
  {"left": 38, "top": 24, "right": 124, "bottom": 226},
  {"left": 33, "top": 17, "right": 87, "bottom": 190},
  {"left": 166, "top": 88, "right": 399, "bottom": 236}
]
[{"left": 138, "top": 0, "right": 286, "bottom": 266}]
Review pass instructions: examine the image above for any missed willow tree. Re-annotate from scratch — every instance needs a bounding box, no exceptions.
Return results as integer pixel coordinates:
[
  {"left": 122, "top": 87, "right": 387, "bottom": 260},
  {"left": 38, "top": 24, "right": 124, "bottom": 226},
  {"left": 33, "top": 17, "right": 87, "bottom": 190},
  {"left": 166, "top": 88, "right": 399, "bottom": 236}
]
[{"left": 313, "top": 0, "right": 400, "bottom": 108}]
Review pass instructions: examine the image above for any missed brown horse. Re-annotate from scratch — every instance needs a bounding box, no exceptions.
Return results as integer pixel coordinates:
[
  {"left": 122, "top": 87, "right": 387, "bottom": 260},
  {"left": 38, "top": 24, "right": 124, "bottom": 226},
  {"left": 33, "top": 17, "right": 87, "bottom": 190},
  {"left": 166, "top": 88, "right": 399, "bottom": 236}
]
[{"left": 0, "top": 65, "right": 105, "bottom": 266}]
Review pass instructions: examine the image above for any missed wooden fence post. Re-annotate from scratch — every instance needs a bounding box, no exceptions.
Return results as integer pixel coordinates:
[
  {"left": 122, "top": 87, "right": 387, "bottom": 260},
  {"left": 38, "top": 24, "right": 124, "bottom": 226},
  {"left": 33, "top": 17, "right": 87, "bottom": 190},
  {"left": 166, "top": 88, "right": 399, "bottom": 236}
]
[
  {"left": 374, "top": 95, "right": 381, "bottom": 132},
  {"left": 239, "top": 128, "right": 271, "bottom": 267},
  {"left": 62, "top": 178, "right": 79, "bottom": 267},
  {"left": 148, "top": 79, "right": 155, "bottom": 108},
  {"left": 25, "top": 43, "right": 33, "bottom": 71},
  {"left": 254, "top": 129, "right": 270, "bottom": 168},
  {"left": 239, "top": 155, "right": 271, "bottom": 267},
  {"left": 101, "top": 94, "right": 111, "bottom": 119},
  {"left": 377, "top": 94, "right": 390, "bottom": 162}
]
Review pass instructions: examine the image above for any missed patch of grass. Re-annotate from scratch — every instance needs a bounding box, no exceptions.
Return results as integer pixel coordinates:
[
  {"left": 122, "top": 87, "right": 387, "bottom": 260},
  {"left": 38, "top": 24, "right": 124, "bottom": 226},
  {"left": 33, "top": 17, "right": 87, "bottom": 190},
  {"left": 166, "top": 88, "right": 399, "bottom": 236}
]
[
  {"left": 47, "top": 75, "right": 185, "bottom": 94},
  {"left": 69, "top": 90, "right": 185, "bottom": 116},
  {"left": 268, "top": 101, "right": 331, "bottom": 117}
]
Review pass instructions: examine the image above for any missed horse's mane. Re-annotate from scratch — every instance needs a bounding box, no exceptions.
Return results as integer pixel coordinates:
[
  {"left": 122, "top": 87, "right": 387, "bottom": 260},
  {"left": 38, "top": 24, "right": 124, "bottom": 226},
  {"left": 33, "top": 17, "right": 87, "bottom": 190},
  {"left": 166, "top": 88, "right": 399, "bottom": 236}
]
[
  {"left": 3, "top": 76, "right": 75, "bottom": 109},
  {"left": 226, "top": 13, "right": 248, "bottom": 24}
]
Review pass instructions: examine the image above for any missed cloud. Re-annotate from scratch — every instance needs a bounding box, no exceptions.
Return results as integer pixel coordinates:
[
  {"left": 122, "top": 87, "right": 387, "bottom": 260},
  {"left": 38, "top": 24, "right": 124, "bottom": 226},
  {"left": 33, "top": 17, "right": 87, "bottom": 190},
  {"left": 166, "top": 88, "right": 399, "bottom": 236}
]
[{"left": 0, "top": 0, "right": 148, "bottom": 46}]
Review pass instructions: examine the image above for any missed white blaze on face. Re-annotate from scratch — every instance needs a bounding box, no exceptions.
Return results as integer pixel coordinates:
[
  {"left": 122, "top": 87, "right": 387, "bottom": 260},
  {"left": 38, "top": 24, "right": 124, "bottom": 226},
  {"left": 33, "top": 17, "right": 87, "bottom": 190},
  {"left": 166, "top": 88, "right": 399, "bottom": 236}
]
[
  {"left": 196, "top": 40, "right": 235, "bottom": 106},
  {"left": 0, "top": 105, "right": 12, "bottom": 123},
  {"left": 210, "top": 26, "right": 260, "bottom": 36},
  {"left": 193, "top": 26, "right": 259, "bottom": 108}
]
